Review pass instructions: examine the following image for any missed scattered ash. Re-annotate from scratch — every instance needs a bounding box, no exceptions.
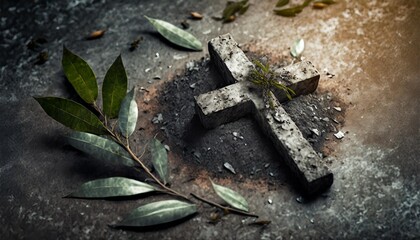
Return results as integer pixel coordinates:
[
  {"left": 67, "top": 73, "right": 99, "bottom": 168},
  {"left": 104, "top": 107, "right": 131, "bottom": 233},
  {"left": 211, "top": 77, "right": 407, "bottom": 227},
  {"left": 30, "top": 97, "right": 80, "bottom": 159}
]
[{"left": 157, "top": 55, "right": 344, "bottom": 184}]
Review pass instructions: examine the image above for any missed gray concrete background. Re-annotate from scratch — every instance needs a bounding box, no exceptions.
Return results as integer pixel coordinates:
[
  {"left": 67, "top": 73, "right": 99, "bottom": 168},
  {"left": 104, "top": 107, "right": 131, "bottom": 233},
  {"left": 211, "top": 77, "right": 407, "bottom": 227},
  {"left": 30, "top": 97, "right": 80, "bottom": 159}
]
[{"left": 1, "top": 0, "right": 419, "bottom": 239}]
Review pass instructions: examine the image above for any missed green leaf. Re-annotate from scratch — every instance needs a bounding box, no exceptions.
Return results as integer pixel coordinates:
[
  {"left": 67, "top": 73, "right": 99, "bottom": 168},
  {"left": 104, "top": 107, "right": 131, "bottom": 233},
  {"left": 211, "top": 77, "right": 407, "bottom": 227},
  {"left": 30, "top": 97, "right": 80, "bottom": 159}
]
[
  {"left": 150, "top": 138, "right": 169, "bottom": 185},
  {"left": 67, "top": 131, "right": 134, "bottom": 167},
  {"left": 144, "top": 16, "right": 202, "bottom": 51},
  {"left": 290, "top": 38, "right": 305, "bottom": 58},
  {"left": 118, "top": 87, "right": 138, "bottom": 138},
  {"left": 117, "top": 200, "right": 197, "bottom": 227},
  {"left": 273, "top": 6, "right": 303, "bottom": 17},
  {"left": 222, "top": 0, "right": 249, "bottom": 21},
  {"left": 102, "top": 55, "right": 128, "bottom": 118},
  {"left": 314, "top": 0, "right": 336, "bottom": 4},
  {"left": 210, "top": 179, "right": 249, "bottom": 212},
  {"left": 68, "top": 177, "right": 155, "bottom": 198},
  {"left": 34, "top": 97, "right": 106, "bottom": 135},
  {"left": 62, "top": 47, "right": 98, "bottom": 104},
  {"left": 276, "top": 0, "right": 289, "bottom": 7}
]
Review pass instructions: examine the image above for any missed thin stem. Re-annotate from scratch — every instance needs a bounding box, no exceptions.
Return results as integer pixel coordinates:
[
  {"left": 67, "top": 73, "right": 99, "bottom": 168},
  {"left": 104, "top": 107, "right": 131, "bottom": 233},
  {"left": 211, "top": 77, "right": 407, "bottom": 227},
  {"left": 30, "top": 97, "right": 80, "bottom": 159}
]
[
  {"left": 190, "top": 193, "right": 259, "bottom": 218},
  {"left": 124, "top": 146, "right": 191, "bottom": 201}
]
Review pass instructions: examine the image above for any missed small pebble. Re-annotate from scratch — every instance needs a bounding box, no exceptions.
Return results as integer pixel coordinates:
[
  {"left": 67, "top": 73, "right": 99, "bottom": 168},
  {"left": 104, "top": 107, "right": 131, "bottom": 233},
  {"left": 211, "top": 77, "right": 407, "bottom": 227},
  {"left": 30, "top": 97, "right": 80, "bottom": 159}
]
[
  {"left": 224, "top": 162, "right": 236, "bottom": 174},
  {"left": 334, "top": 131, "right": 345, "bottom": 139},
  {"left": 333, "top": 107, "right": 342, "bottom": 112}
]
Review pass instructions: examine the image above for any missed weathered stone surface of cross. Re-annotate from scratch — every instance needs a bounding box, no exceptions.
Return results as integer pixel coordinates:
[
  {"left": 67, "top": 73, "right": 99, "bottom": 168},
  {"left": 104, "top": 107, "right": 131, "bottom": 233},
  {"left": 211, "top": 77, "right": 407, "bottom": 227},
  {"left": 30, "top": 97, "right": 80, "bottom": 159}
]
[{"left": 195, "top": 34, "right": 333, "bottom": 195}]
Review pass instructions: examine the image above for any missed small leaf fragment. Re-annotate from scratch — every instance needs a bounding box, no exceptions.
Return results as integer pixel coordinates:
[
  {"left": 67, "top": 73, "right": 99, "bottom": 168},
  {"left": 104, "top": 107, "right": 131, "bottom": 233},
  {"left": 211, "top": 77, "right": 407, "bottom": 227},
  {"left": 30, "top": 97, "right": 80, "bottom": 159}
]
[
  {"left": 150, "top": 138, "right": 169, "bottom": 184},
  {"left": 118, "top": 87, "right": 138, "bottom": 138},
  {"left": 102, "top": 55, "right": 128, "bottom": 118},
  {"left": 67, "top": 131, "right": 134, "bottom": 167},
  {"left": 222, "top": 0, "right": 249, "bottom": 22},
  {"left": 313, "top": 2, "right": 328, "bottom": 9},
  {"left": 276, "top": 0, "right": 289, "bottom": 7},
  {"left": 190, "top": 12, "right": 203, "bottom": 20},
  {"left": 273, "top": 6, "right": 303, "bottom": 17},
  {"left": 210, "top": 179, "right": 249, "bottom": 212},
  {"left": 62, "top": 47, "right": 98, "bottom": 104},
  {"left": 34, "top": 97, "right": 106, "bottom": 135},
  {"left": 86, "top": 30, "right": 106, "bottom": 40},
  {"left": 117, "top": 200, "right": 197, "bottom": 227},
  {"left": 145, "top": 16, "right": 202, "bottom": 51},
  {"left": 314, "top": 0, "right": 336, "bottom": 4},
  {"left": 290, "top": 38, "right": 305, "bottom": 58},
  {"left": 68, "top": 177, "right": 155, "bottom": 198}
]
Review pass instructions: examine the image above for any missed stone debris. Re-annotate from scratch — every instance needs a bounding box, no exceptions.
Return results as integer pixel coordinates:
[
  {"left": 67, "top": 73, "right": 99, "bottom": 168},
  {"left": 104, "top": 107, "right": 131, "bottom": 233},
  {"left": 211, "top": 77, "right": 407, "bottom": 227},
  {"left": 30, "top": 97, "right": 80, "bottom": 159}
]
[
  {"left": 189, "top": 83, "right": 196, "bottom": 89},
  {"left": 333, "top": 106, "right": 342, "bottom": 112},
  {"left": 186, "top": 61, "right": 198, "bottom": 71},
  {"left": 334, "top": 131, "right": 345, "bottom": 139},
  {"left": 164, "top": 145, "right": 170, "bottom": 151},
  {"left": 264, "top": 163, "right": 270, "bottom": 168},
  {"left": 232, "top": 131, "right": 244, "bottom": 140},
  {"left": 153, "top": 75, "right": 161, "bottom": 80},
  {"left": 155, "top": 52, "right": 159, "bottom": 58},
  {"left": 173, "top": 53, "right": 187, "bottom": 60},
  {"left": 145, "top": 68, "right": 151, "bottom": 73},
  {"left": 268, "top": 198, "right": 273, "bottom": 204},
  {"left": 223, "top": 162, "right": 236, "bottom": 174},
  {"left": 310, "top": 128, "right": 320, "bottom": 136},
  {"left": 202, "top": 29, "right": 211, "bottom": 35},
  {"left": 152, "top": 113, "right": 163, "bottom": 124}
]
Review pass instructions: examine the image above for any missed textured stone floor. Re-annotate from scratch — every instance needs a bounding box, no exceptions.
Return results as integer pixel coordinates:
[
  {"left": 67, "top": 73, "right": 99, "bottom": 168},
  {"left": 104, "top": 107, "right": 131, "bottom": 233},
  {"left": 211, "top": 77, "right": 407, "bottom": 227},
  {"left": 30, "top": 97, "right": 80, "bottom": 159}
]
[{"left": 0, "top": 0, "right": 419, "bottom": 239}]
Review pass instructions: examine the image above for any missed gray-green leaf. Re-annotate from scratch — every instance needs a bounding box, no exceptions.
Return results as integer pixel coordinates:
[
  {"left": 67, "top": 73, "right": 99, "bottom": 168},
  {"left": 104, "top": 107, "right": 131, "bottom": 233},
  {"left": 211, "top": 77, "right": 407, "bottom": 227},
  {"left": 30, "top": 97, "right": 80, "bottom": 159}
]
[
  {"left": 210, "top": 179, "right": 249, "bottom": 212},
  {"left": 118, "top": 87, "right": 138, "bottom": 138},
  {"left": 67, "top": 131, "right": 134, "bottom": 167},
  {"left": 68, "top": 177, "right": 155, "bottom": 198},
  {"left": 102, "top": 55, "right": 128, "bottom": 118},
  {"left": 34, "top": 97, "right": 106, "bottom": 135},
  {"left": 117, "top": 200, "right": 197, "bottom": 227},
  {"left": 145, "top": 16, "right": 202, "bottom": 51},
  {"left": 290, "top": 38, "right": 305, "bottom": 58},
  {"left": 150, "top": 138, "right": 169, "bottom": 185},
  {"left": 62, "top": 47, "right": 98, "bottom": 104}
]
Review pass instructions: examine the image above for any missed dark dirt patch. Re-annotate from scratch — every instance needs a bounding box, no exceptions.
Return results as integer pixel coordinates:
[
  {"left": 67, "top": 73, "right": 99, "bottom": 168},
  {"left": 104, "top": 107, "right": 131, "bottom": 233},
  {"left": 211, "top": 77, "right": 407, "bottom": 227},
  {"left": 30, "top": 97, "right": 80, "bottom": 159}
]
[{"left": 156, "top": 53, "right": 344, "bottom": 188}]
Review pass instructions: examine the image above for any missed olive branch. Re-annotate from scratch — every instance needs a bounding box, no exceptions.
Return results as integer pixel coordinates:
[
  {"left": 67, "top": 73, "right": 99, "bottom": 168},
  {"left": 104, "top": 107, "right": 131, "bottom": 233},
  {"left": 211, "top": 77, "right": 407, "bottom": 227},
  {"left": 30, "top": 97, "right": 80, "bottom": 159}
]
[{"left": 35, "top": 47, "right": 259, "bottom": 230}]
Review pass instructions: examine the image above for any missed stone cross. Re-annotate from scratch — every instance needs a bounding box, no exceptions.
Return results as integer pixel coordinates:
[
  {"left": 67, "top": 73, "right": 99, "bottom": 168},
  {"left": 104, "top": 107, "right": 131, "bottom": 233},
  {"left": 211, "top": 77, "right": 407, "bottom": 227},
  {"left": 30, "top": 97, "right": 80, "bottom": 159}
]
[{"left": 195, "top": 34, "right": 333, "bottom": 195}]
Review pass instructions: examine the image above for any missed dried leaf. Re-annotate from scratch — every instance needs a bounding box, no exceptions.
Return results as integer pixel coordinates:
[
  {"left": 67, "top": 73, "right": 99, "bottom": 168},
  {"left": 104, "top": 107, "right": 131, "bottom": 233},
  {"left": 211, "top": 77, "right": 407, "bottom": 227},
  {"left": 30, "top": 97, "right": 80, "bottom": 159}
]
[
  {"left": 62, "top": 47, "right": 98, "bottom": 104},
  {"left": 290, "top": 38, "right": 305, "bottom": 58},
  {"left": 102, "top": 55, "right": 128, "bottom": 118},
  {"left": 150, "top": 138, "right": 169, "bottom": 184},
  {"left": 67, "top": 131, "right": 134, "bottom": 167},
  {"left": 34, "top": 97, "right": 106, "bottom": 135},
  {"left": 210, "top": 179, "right": 249, "bottom": 212},
  {"left": 86, "top": 30, "right": 105, "bottom": 40},
  {"left": 273, "top": 6, "right": 303, "bottom": 17},
  {"left": 117, "top": 200, "right": 197, "bottom": 227},
  {"left": 313, "top": 2, "right": 328, "bottom": 9},
  {"left": 145, "top": 16, "right": 202, "bottom": 51},
  {"left": 118, "top": 87, "right": 138, "bottom": 138},
  {"left": 67, "top": 177, "right": 155, "bottom": 198},
  {"left": 129, "top": 37, "right": 143, "bottom": 51},
  {"left": 276, "top": 0, "right": 289, "bottom": 7},
  {"left": 190, "top": 12, "right": 203, "bottom": 20}
]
